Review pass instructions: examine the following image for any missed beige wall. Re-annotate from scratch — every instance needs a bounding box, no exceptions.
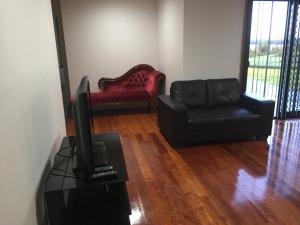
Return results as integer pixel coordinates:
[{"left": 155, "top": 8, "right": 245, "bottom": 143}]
[
  {"left": 60, "top": 0, "right": 159, "bottom": 94},
  {"left": 0, "top": 0, "right": 66, "bottom": 224},
  {"left": 61, "top": 0, "right": 246, "bottom": 94},
  {"left": 157, "top": 0, "right": 245, "bottom": 92},
  {"left": 183, "top": 0, "right": 245, "bottom": 80},
  {"left": 157, "top": 0, "right": 184, "bottom": 93}
]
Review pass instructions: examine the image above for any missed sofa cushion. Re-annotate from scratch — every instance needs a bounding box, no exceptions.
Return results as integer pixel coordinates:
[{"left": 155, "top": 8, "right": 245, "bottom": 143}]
[
  {"left": 90, "top": 90, "right": 151, "bottom": 104},
  {"left": 187, "top": 106, "right": 260, "bottom": 130},
  {"left": 170, "top": 80, "right": 206, "bottom": 107},
  {"left": 216, "top": 106, "right": 260, "bottom": 121},
  {"left": 187, "top": 108, "right": 223, "bottom": 125},
  {"left": 206, "top": 78, "right": 240, "bottom": 107}
]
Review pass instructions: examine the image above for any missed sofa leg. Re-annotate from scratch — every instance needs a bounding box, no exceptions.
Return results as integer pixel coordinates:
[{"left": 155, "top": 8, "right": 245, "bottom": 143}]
[
  {"left": 171, "top": 143, "right": 186, "bottom": 149},
  {"left": 148, "top": 100, "right": 157, "bottom": 112},
  {"left": 153, "top": 99, "right": 159, "bottom": 112},
  {"left": 256, "top": 135, "right": 268, "bottom": 141},
  {"left": 147, "top": 102, "right": 152, "bottom": 112}
]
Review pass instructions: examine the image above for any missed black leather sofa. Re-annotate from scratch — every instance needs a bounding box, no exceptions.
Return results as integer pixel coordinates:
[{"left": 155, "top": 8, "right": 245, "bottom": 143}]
[{"left": 157, "top": 78, "right": 275, "bottom": 148}]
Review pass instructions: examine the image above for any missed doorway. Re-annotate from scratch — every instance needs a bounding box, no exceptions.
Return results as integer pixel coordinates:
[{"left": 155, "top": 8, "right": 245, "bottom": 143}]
[
  {"left": 242, "top": 0, "right": 300, "bottom": 119},
  {"left": 245, "top": 1, "right": 288, "bottom": 103}
]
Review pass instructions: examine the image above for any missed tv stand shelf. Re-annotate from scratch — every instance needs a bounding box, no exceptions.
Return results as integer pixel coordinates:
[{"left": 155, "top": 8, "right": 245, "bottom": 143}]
[{"left": 45, "top": 133, "right": 131, "bottom": 225}]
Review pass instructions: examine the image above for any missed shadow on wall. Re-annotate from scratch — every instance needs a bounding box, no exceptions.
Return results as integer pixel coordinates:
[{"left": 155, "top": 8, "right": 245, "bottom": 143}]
[{"left": 36, "top": 159, "right": 52, "bottom": 225}]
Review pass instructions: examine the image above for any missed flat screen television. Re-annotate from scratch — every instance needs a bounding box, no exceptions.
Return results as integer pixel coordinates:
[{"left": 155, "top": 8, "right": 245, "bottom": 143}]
[{"left": 72, "top": 76, "right": 108, "bottom": 174}]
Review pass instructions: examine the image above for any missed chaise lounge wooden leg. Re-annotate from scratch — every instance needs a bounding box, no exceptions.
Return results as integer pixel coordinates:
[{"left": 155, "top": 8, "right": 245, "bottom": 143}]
[{"left": 147, "top": 102, "right": 152, "bottom": 112}]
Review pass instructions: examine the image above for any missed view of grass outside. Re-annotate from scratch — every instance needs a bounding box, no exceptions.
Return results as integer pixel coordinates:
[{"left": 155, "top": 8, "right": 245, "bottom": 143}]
[
  {"left": 248, "top": 67, "right": 280, "bottom": 85},
  {"left": 248, "top": 53, "right": 282, "bottom": 67},
  {"left": 247, "top": 49, "right": 282, "bottom": 99},
  {"left": 248, "top": 53, "right": 282, "bottom": 86}
]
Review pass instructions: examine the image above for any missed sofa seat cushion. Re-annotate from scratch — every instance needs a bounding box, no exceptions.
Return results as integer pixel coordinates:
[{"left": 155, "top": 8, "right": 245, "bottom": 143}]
[
  {"left": 90, "top": 90, "right": 151, "bottom": 104},
  {"left": 215, "top": 106, "right": 260, "bottom": 121},
  {"left": 187, "top": 106, "right": 260, "bottom": 130}
]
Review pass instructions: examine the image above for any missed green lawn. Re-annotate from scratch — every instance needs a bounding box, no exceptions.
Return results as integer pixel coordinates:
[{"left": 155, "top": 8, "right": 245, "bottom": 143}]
[
  {"left": 247, "top": 67, "right": 280, "bottom": 85},
  {"left": 248, "top": 54, "right": 300, "bottom": 94},
  {"left": 248, "top": 54, "right": 282, "bottom": 86},
  {"left": 249, "top": 54, "right": 282, "bottom": 67}
]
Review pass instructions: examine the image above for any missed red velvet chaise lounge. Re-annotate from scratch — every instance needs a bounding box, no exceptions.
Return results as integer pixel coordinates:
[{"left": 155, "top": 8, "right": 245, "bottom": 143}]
[{"left": 91, "top": 64, "right": 165, "bottom": 110}]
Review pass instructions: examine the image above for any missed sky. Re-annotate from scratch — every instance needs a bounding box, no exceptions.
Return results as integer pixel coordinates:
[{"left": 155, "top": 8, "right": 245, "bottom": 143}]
[{"left": 251, "top": 1, "right": 288, "bottom": 42}]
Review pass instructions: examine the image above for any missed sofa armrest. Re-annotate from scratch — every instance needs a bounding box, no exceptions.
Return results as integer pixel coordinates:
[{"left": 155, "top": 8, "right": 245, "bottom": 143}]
[
  {"left": 239, "top": 93, "right": 275, "bottom": 138},
  {"left": 158, "top": 95, "right": 188, "bottom": 111},
  {"left": 98, "top": 77, "right": 122, "bottom": 92},
  {"left": 157, "top": 95, "right": 187, "bottom": 148},
  {"left": 145, "top": 71, "right": 165, "bottom": 96}
]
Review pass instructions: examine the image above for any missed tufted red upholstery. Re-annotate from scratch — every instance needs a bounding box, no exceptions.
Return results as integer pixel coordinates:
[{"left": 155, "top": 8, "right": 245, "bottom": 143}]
[
  {"left": 128, "top": 71, "right": 148, "bottom": 87},
  {"left": 102, "top": 69, "right": 152, "bottom": 92}
]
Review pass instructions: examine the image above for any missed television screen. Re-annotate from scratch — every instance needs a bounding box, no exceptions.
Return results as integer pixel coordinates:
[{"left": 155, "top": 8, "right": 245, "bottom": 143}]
[{"left": 72, "top": 76, "right": 94, "bottom": 173}]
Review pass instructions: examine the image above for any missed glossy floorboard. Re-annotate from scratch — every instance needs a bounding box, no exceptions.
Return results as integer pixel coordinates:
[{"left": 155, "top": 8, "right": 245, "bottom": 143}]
[{"left": 67, "top": 114, "right": 300, "bottom": 225}]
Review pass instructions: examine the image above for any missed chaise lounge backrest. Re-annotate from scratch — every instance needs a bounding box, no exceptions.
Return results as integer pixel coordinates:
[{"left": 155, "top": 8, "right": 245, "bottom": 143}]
[{"left": 170, "top": 78, "right": 240, "bottom": 108}]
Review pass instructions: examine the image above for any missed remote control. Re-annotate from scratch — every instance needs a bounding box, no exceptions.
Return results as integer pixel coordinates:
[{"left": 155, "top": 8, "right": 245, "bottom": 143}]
[
  {"left": 90, "top": 170, "right": 118, "bottom": 179},
  {"left": 94, "top": 165, "right": 114, "bottom": 172}
]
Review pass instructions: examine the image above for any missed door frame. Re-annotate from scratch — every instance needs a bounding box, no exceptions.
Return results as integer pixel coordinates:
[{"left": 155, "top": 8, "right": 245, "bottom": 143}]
[
  {"left": 240, "top": 0, "right": 253, "bottom": 92},
  {"left": 51, "top": 0, "right": 71, "bottom": 122}
]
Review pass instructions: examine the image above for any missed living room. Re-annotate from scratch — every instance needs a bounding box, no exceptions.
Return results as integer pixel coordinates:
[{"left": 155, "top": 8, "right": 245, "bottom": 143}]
[{"left": 1, "top": 0, "right": 300, "bottom": 225}]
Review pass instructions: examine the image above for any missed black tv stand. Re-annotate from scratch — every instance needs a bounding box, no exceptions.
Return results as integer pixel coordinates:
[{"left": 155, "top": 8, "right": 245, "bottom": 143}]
[{"left": 44, "top": 133, "right": 131, "bottom": 225}]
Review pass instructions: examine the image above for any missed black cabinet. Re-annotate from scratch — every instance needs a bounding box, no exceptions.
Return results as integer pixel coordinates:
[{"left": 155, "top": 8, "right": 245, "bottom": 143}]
[{"left": 45, "top": 133, "right": 131, "bottom": 225}]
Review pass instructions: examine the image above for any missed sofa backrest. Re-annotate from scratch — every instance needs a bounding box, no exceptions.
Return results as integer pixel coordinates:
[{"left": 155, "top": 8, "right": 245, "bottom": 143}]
[
  {"left": 206, "top": 78, "right": 240, "bottom": 107},
  {"left": 170, "top": 80, "right": 207, "bottom": 107},
  {"left": 170, "top": 78, "right": 240, "bottom": 108}
]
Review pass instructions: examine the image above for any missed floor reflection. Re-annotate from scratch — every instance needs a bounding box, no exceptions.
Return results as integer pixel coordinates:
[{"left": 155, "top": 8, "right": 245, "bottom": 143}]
[
  {"left": 129, "top": 202, "right": 143, "bottom": 225},
  {"left": 233, "top": 169, "right": 268, "bottom": 203},
  {"left": 268, "top": 120, "right": 300, "bottom": 195},
  {"left": 233, "top": 120, "right": 300, "bottom": 204}
]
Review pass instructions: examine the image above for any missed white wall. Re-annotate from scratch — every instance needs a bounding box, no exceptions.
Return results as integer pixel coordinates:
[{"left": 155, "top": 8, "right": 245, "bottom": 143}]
[
  {"left": 0, "top": 0, "right": 66, "bottom": 225},
  {"left": 60, "top": 0, "right": 159, "bottom": 94},
  {"left": 157, "top": 0, "right": 184, "bottom": 93},
  {"left": 183, "top": 0, "right": 245, "bottom": 80}
]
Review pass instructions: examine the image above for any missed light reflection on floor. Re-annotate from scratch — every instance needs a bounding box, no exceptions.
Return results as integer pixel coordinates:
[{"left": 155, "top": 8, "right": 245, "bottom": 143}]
[
  {"left": 233, "top": 169, "right": 267, "bottom": 203},
  {"left": 129, "top": 204, "right": 143, "bottom": 225},
  {"left": 233, "top": 120, "right": 300, "bottom": 204}
]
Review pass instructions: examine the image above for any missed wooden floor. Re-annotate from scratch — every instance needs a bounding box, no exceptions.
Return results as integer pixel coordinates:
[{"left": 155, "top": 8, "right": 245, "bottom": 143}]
[{"left": 67, "top": 114, "right": 300, "bottom": 225}]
